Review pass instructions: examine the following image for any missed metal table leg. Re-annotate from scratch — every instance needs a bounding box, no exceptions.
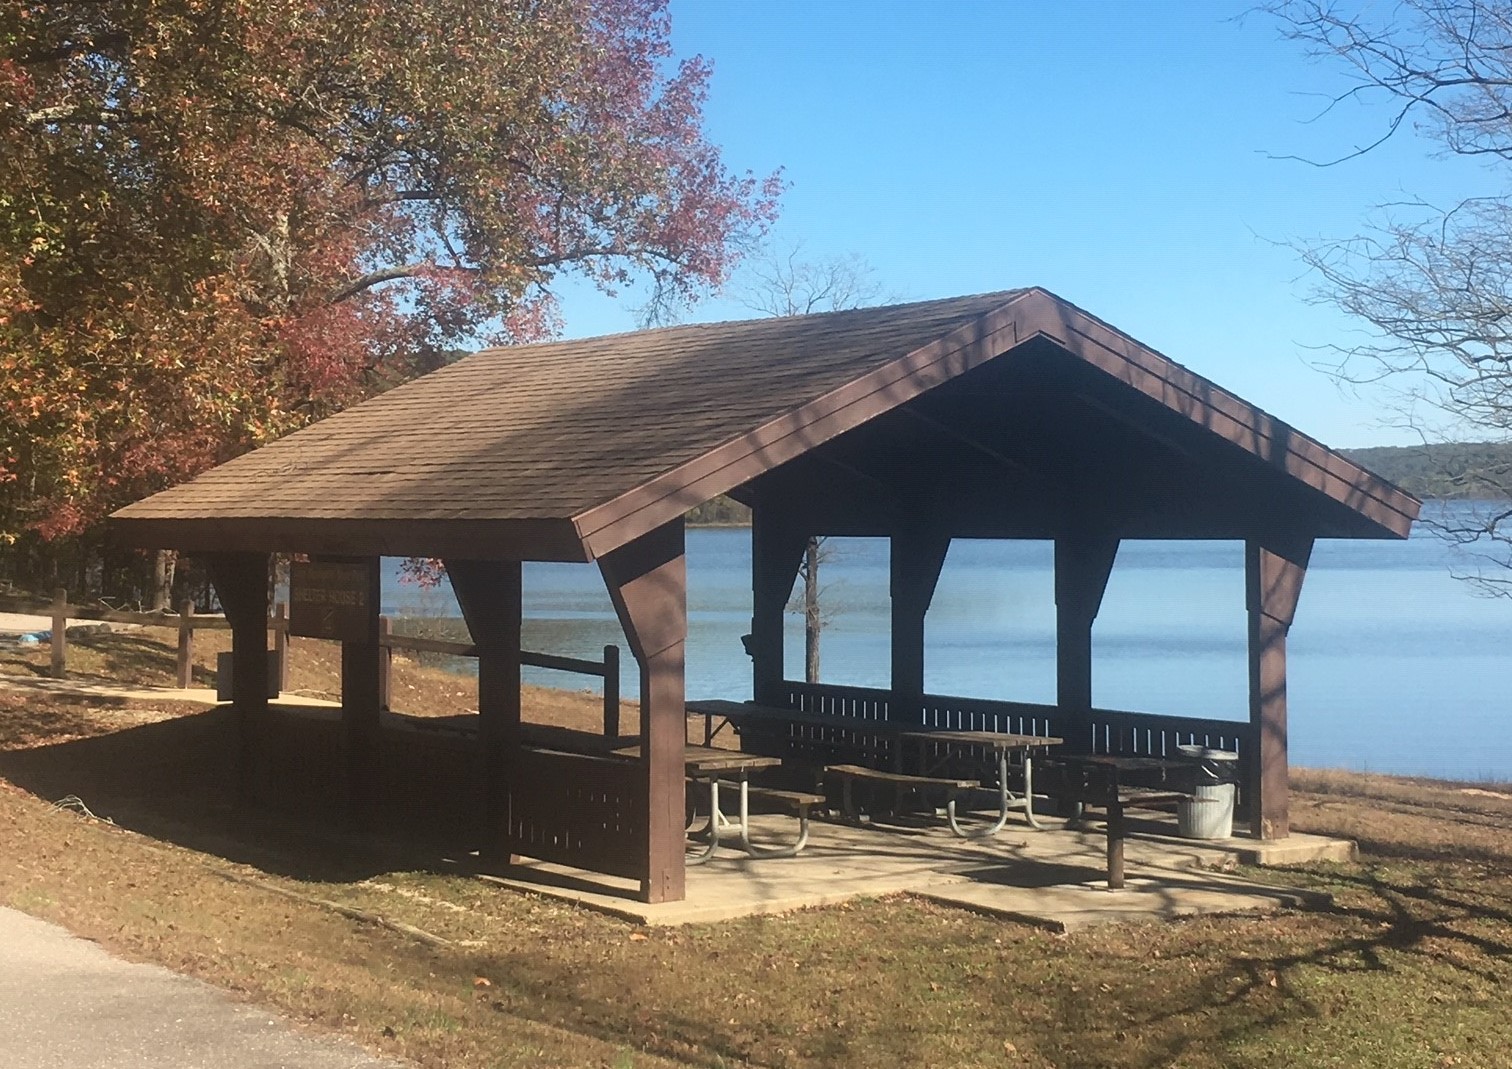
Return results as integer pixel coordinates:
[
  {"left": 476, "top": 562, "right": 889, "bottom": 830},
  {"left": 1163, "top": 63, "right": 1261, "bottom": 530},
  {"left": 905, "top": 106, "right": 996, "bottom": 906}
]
[
  {"left": 1020, "top": 751, "right": 1046, "bottom": 830},
  {"left": 735, "top": 777, "right": 812, "bottom": 859},
  {"left": 947, "top": 749, "right": 1012, "bottom": 839},
  {"left": 687, "top": 776, "right": 722, "bottom": 865}
]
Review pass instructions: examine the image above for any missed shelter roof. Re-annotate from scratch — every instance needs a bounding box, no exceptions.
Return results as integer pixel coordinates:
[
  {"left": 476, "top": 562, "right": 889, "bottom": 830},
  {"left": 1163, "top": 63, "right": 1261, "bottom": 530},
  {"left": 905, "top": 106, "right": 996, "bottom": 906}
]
[{"left": 111, "top": 288, "right": 1419, "bottom": 561}]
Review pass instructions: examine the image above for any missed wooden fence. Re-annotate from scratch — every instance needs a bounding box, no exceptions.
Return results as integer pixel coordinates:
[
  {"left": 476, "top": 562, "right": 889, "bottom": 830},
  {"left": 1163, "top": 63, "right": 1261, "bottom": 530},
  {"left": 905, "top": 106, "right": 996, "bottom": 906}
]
[{"left": 2, "top": 589, "right": 621, "bottom": 732}]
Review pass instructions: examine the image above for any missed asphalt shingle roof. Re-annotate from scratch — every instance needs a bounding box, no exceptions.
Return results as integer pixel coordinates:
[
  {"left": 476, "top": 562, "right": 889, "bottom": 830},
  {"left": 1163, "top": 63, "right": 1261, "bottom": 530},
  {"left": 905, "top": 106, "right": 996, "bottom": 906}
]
[{"left": 114, "top": 290, "right": 1028, "bottom": 525}]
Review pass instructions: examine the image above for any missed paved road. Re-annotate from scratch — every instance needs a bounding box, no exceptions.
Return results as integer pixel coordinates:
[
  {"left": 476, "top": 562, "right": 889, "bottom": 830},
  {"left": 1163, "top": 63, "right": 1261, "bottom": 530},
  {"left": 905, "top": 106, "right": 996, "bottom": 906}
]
[{"left": 0, "top": 908, "right": 404, "bottom": 1069}]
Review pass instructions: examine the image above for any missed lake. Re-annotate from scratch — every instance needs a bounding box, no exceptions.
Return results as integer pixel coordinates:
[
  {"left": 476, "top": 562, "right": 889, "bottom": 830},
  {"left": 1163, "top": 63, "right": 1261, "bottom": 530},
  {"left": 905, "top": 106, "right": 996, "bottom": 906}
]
[{"left": 382, "top": 503, "right": 1512, "bottom": 782}]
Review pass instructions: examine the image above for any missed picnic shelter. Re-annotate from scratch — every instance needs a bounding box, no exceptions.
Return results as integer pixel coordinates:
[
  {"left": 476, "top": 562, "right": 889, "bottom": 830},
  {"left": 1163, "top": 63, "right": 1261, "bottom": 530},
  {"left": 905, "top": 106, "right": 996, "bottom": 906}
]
[{"left": 110, "top": 287, "right": 1419, "bottom": 904}]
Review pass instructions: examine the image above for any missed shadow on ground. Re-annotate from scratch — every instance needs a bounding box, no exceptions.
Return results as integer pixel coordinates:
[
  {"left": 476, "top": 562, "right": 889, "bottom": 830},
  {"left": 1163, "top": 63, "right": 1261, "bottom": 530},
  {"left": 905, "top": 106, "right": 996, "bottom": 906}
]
[{"left": 0, "top": 705, "right": 479, "bottom": 884}]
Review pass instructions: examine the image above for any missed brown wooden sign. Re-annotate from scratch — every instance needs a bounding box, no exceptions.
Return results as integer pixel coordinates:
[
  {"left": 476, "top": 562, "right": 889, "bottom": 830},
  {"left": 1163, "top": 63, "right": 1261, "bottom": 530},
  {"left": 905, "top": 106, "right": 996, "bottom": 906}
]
[{"left": 288, "top": 560, "right": 375, "bottom": 642}]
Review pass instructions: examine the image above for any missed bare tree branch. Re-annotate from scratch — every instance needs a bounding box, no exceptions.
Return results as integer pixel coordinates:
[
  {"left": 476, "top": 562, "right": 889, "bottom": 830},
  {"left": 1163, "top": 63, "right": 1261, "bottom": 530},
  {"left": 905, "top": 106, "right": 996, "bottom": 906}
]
[{"left": 1270, "top": 0, "right": 1512, "bottom": 594}]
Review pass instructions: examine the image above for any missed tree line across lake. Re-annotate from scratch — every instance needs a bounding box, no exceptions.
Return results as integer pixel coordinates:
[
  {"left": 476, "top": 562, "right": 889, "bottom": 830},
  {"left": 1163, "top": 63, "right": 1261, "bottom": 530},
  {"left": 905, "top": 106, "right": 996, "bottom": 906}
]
[{"left": 1341, "top": 443, "right": 1512, "bottom": 501}]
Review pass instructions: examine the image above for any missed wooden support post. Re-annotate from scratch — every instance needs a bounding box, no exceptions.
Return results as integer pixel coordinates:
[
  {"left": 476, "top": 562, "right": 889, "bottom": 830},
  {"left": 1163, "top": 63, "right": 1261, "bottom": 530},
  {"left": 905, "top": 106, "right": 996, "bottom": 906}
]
[
  {"left": 889, "top": 526, "right": 950, "bottom": 725},
  {"left": 446, "top": 558, "right": 523, "bottom": 870},
  {"left": 272, "top": 601, "right": 289, "bottom": 692},
  {"left": 176, "top": 599, "right": 195, "bottom": 688},
  {"left": 602, "top": 644, "right": 620, "bottom": 737},
  {"left": 340, "top": 560, "right": 383, "bottom": 831},
  {"left": 600, "top": 520, "right": 688, "bottom": 904},
  {"left": 377, "top": 615, "right": 392, "bottom": 713},
  {"left": 1246, "top": 537, "right": 1312, "bottom": 841},
  {"left": 205, "top": 553, "right": 271, "bottom": 807},
  {"left": 1054, "top": 534, "right": 1119, "bottom": 753},
  {"left": 749, "top": 504, "right": 805, "bottom": 705},
  {"left": 50, "top": 587, "right": 67, "bottom": 679}
]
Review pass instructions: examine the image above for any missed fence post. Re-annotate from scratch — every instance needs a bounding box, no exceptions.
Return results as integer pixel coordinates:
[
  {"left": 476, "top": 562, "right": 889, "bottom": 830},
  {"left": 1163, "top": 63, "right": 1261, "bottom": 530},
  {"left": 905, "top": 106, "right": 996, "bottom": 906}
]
[
  {"left": 272, "top": 601, "right": 289, "bottom": 693},
  {"left": 378, "top": 615, "right": 392, "bottom": 712},
  {"left": 176, "top": 599, "right": 195, "bottom": 688},
  {"left": 602, "top": 643, "right": 620, "bottom": 738},
  {"left": 50, "top": 587, "right": 67, "bottom": 679}
]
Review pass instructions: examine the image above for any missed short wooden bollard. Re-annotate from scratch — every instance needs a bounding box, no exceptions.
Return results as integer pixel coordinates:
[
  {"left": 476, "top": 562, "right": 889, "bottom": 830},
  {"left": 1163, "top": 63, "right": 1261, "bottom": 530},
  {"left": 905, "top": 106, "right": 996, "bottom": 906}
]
[
  {"left": 176, "top": 599, "right": 195, "bottom": 688},
  {"left": 50, "top": 587, "right": 67, "bottom": 679}
]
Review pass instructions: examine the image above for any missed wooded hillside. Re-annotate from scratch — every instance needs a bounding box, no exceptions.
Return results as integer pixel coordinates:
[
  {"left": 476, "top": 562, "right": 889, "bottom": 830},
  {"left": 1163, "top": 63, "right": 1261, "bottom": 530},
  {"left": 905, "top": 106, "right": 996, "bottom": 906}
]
[{"left": 1343, "top": 442, "right": 1512, "bottom": 500}]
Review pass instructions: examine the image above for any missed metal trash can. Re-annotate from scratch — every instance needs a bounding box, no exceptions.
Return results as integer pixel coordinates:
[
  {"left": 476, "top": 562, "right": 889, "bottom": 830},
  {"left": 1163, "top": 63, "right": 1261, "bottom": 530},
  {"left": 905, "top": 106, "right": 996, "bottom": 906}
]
[{"left": 1175, "top": 744, "right": 1238, "bottom": 840}]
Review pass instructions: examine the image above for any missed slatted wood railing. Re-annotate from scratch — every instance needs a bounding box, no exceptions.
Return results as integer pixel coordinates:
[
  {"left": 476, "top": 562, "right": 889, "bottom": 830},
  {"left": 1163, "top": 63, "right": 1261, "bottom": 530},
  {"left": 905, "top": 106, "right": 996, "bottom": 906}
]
[{"left": 771, "top": 680, "right": 1257, "bottom": 815}]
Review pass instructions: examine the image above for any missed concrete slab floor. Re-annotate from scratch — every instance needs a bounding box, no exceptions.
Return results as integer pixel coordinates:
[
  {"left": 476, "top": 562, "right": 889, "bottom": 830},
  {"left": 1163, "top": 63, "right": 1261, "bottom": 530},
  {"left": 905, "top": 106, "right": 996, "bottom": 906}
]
[{"left": 481, "top": 811, "right": 1348, "bottom": 929}]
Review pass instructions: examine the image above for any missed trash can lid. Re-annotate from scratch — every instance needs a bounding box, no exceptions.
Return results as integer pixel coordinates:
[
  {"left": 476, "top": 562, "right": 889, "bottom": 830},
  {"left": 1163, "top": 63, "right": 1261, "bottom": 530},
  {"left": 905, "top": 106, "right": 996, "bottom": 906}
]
[{"left": 1176, "top": 744, "right": 1238, "bottom": 761}]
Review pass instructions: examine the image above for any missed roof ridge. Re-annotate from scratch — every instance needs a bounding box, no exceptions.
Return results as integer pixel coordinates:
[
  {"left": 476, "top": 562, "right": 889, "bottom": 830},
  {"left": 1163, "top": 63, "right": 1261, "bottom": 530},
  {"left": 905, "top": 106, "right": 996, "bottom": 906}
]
[{"left": 468, "top": 287, "right": 1034, "bottom": 357}]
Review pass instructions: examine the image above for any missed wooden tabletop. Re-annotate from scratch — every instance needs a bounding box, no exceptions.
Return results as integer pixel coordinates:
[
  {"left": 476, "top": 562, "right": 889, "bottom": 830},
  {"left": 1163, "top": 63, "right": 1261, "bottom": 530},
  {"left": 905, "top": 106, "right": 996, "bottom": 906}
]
[
  {"left": 897, "top": 728, "right": 1062, "bottom": 750},
  {"left": 1056, "top": 754, "right": 1188, "bottom": 772},
  {"left": 611, "top": 741, "right": 783, "bottom": 774}
]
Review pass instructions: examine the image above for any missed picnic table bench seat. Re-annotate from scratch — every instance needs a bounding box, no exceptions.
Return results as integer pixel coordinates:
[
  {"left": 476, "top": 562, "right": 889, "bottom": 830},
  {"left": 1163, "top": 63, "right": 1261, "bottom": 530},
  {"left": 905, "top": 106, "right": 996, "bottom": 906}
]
[
  {"left": 713, "top": 781, "right": 826, "bottom": 858},
  {"left": 823, "top": 763, "right": 980, "bottom": 825}
]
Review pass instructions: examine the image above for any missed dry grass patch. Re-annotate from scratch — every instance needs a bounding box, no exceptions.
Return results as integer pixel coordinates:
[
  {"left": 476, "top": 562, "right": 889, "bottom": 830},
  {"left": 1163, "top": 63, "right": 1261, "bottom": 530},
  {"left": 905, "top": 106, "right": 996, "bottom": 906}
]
[{"left": 2, "top": 635, "right": 1511, "bottom": 1067}]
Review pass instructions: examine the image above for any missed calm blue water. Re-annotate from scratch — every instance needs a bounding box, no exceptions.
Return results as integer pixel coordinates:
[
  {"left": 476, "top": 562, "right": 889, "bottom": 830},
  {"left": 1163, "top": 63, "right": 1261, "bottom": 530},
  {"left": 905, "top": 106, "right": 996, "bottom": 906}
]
[{"left": 383, "top": 504, "right": 1512, "bottom": 782}]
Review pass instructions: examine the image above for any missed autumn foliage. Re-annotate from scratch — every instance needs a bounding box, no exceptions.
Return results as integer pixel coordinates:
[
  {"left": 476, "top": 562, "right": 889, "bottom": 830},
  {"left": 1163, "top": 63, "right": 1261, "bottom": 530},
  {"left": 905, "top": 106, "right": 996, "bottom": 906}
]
[{"left": 0, "top": 1, "right": 778, "bottom": 582}]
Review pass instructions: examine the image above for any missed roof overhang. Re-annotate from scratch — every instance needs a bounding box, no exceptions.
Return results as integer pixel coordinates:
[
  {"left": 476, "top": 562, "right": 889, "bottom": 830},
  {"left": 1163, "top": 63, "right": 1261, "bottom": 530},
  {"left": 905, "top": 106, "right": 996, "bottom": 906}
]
[{"left": 110, "top": 516, "right": 591, "bottom": 563}]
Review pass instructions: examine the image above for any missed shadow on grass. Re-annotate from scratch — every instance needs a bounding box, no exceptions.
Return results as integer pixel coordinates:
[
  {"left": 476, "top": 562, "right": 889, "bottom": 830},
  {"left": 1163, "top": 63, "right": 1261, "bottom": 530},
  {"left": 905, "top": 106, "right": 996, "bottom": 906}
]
[
  {"left": 1120, "top": 857, "right": 1512, "bottom": 1068},
  {"left": 76, "top": 631, "right": 180, "bottom": 680},
  {"left": 0, "top": 705, "right": 477, "bottom": 885}
]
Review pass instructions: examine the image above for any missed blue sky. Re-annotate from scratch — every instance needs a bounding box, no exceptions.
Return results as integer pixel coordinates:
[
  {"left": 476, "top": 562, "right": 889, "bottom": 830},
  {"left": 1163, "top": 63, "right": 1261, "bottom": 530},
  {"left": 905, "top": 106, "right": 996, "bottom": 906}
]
[{"left": 556, "top": 0, "right": 1493, "bottom": 448}]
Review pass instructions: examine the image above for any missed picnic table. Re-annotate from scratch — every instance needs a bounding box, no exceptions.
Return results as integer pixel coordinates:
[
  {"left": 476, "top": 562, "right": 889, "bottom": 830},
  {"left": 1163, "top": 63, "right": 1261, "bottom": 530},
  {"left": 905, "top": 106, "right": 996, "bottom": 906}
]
[
  {"left": 687, "top": 698, "right": 885, "bottom": 747},
  {"left": 1038, "top": 753, "right": 1201, "bottom": 888},
  {"left": 686, "top": 700, "right": 1061, "bottom": 837},
  {"left": 610, "top": 742, "right": 803, "bottom": 863},
  {"left": 896, "top": 727, "right": 1062, "bottom": 835}
]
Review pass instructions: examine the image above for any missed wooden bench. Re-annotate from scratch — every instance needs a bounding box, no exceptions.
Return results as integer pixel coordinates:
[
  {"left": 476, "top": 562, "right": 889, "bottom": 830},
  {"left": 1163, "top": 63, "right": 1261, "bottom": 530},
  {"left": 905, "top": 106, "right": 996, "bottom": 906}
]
[
  {"left": 823, "top": 764, "right": 979, "bottom": 826},
  {"left": 712, "top": 782, "right": 826, "bottom": 858}
]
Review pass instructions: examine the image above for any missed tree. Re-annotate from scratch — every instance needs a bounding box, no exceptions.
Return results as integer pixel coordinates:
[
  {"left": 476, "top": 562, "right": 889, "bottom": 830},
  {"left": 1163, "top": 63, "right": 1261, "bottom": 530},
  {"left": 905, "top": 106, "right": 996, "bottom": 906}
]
[
  {"left": 737, "top": 244, "right": 889, "bottom": 681},
  {"left": 0, "top": 0, "right": 780, "bottom": 598},
  {"left": 1268, "top": 0, "right": 1512, "bottom": 593}
]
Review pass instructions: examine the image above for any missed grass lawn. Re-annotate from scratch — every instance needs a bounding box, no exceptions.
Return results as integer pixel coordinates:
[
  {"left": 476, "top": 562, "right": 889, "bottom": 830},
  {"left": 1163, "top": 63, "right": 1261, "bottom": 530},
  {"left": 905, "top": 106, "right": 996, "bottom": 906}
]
[{"left": 1, "top": 627, "right": 1510, "bottom": 1068}]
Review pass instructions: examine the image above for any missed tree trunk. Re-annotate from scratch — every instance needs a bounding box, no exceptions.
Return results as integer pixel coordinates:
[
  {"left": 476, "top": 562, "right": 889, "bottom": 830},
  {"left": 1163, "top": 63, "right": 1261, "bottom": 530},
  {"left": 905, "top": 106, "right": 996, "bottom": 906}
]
[
  {"left": 804, "top": 536, "right": 821, "bottom": 683},
  {"left": 152, "top": 549, "right": 177, "bottom": 612}
]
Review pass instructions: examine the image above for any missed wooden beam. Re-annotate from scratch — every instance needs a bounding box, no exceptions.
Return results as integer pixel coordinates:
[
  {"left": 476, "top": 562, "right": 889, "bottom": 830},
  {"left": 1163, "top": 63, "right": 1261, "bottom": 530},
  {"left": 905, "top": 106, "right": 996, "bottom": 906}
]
[
  {"left": 446, "top": 558, "right": 524, "bottom": 869},
  {"left": 750, "top": 503, "right": 806, "bottom": 705},
  {"left": 334, "top": 558, "right": 382, "bottom": 831},
  {"left": 890, "top": 523, "right": 951, "bottom": 725},
  {"left": 599, "top": 520, "right": 687, "bottom": 904},
  {"left": 1246, "top": 536, "right": 1312, "bottom": 840},
  {"left": 1067, "top": 389, "right": 1201, "bottom": 463},
  {"left": 204, "top": 553, "right": 271, "bottom": 807},
  {"left": 893, "top": 403, "right": 1042, "bottom": 483},
  {"left": 1055, "top": 534, "right": 1120, "bottom": 753}
]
